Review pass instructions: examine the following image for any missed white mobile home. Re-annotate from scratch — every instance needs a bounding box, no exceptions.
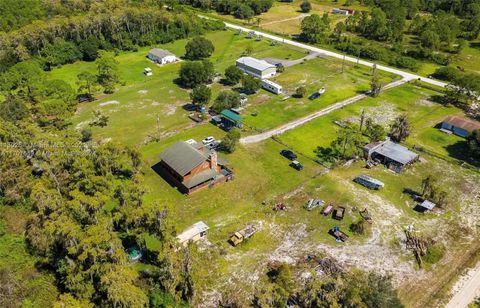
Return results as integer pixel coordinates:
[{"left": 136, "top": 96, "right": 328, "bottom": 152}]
[
  {"left": 177, "top": 221, "right": 209, "bottom": 246},
  {"left": 332, "top": 8, "right": 350, "bottom": 16},
  {"left": 236, "top": 57, "right": 277, "bottom": 79},
  {"left": 147, "top": 48, "right": 177, "bottom": 65},
  {"left": 262, "top": 79, "right": 283, "bottom": 94}
]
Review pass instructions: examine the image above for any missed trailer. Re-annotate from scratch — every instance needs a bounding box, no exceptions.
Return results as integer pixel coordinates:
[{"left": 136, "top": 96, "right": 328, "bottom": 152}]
[
  {"left": 229, "top": 224, "right": 257, "bottom": 246},
  {"left": 333, "top": 206, "right": 346, "bottom": 220},
  {"left": 353, "top": 175, "right": 385, "bottom": 190},
  {"left": 322, "top": 204, "right": 333, "bottom": 216},
  {"left": 329, "top": 226, "right": 349, "bottom": 242}
]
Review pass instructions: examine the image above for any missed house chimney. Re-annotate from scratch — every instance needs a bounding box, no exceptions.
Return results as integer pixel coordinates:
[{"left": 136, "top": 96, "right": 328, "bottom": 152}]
[{"left": 210, "top": 152, "right": 217, "bottom": 170}]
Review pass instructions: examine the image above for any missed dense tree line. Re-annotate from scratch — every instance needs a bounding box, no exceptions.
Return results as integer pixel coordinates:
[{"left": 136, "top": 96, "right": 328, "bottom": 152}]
[
  {"left": 0, "top": 6, "right": 223, "bottom": 73},
  {"left": 179, "top": 0, "right": 273, "bottom": 20},
  {"left": 295, "top": 0, "right": 480, "bottom": 72}
]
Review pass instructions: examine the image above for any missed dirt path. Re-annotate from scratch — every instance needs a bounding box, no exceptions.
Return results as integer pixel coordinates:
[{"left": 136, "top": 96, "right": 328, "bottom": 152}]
[
  {"left": 446, "top": 263, "right": 480, "bottom": 308},
  {"left": 260, "top": 13, "right": 310, "bottom": 26},
  {"left": 240, "top": 79, "right": 408, "bottom": 144}
]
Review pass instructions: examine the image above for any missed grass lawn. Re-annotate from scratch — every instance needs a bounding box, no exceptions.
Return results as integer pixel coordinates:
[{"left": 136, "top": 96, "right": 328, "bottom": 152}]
[
  {"left": 278, "top": 82, "right": 470, "bottom": 165},
  {"left": 241, "top": 57, "right": 397, "bottom": 131},
  {"left": 52, "top": 30, "right": 307, "bottom": 146}
]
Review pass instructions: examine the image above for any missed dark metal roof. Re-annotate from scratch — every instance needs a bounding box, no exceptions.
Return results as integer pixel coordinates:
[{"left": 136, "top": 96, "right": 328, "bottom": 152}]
[
  {"left": 160, "top": 141, "right": 207, "bottom": 176},
  {"left": 183, "top": 169, "right": 217, "bottom": 189}
]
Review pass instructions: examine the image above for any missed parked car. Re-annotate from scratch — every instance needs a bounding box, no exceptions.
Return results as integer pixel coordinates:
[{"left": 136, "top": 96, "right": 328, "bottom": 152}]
[
  {"left": 290, "top": 160, "right": 304, "bottom": 171},
  {"left": 202, "top": 136, "right": 215, "bottom": 145},
  {"left": 280, "top": 149, "right": 297, "bottom": 160},
  {"left": 206, "top": 140, "right": 221, "bottom": 150},
  {"left": 308, "top": 92, "right": 321, "bottom": 100},
  {"left": 77, "top": 93, "right": 94, "bottom": 103}
]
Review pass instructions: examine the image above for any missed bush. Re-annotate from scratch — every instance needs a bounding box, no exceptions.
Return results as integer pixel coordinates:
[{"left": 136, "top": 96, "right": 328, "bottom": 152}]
[
  {"left": 179, "top": 60, "right": 214, "bottom": 88},
  {"left": 212, "top": 91, "right": 241, "bottom": 112},
  {"left": 423, "top": 244, "right": 445, "bottom": 265},
  {"left": 300, "top": 0, "right": 311, "bottom": 13},
  {"left": 391, "top": 56, "right": 419, "bottom": 71},
  {"left": 184, "top": 37, "right": 215, "bottom": 60},
  {"left": 242, "top": 75, "right": 261, "bottom": 94},
  {"left": 294, "top": 86, "right": 306, "bottom": 98},
  {"left": 224, "top": 65, "right": 243, "bottom": 85},
  {"left": 221, "top": 129, "right": 241, "bottom": 153},
  {"left": 432, "top": 66, "right": 460, "bottom": 81},
  {"left": 349, "top": 220, "right": 366, "bottom": 235}
]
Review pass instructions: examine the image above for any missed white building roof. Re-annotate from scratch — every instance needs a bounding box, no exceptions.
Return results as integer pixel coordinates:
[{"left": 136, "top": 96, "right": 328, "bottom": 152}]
[
  {"left": 371, "top": 140, "right": 419, "bottom": 165},
  {"left": 149, "top": 48, "right": 175, "bottom": 59},
  {"left": 236, "top": 57, "right": 276, "bottom": 72},
  {"left": 177, "top": 221, "right": 209, "bottom": 243},
  {"left": 262, "top": 79, "right": 282, "bottom": 89},
  {"left": 420, "top": 200, "right": 436, "bottom": 211}
]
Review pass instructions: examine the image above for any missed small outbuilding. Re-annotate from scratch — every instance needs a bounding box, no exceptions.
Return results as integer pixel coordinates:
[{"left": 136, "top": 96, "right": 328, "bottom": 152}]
[
  {"left": 440, "top": 115, "right": 480, "bottom": 138},
  {"left": 416, "top": 200, "right": 436, "bottom": 212},
  {"left": 177, "top": 221, "right": 210, "bottom": 246},
  {"left": 364, "top": 139, "right": 419, "bottom": 173},
  {"left": 236, "top": 57, "right": 277, "bottom": 79},
  {"left": 220, "top": 109, "right": 242, "bottom": 129},
  {"left": 147, "top": 48, "right": 177, "bottom": 65}
]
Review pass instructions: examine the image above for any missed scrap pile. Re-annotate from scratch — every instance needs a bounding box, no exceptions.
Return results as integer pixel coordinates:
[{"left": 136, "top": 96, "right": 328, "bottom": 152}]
[
  {"left": 404, "top": 225, "right": 429, "bottom": 267},
  {"left": 315, "top": 258, "right": 343, "bottom": 276},
  {"left": 273, "top": 203, "right": 287, "bottom": 211},
  {"left": 304, "top": 198, "right": 324, "bottom": 211},
  {"left": 359, "top": 208, "right": 373, "bottom": 224}
]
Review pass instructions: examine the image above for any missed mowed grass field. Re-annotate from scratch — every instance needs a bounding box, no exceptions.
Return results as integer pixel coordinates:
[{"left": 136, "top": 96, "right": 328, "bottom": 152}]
[
  {"left": 278, "top": 82, "right": 468, "bottom": 163},
  {"left": 242, "top": 57, "right": 397, "bottom": 131},
  {"left": 50, "top": 28, "right": 396, "bottom": 145},
  {"left": 49, "top": 30, "right": 307, "bottom": 146}
]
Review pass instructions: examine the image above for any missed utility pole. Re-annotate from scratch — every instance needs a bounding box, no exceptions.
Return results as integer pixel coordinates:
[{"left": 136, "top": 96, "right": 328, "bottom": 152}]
[
  {"left": 342, "top": 54, "right": 346, "bottom": 73},
  {"left": 359, "top": 109, "right": 366, "bottom": 132}
]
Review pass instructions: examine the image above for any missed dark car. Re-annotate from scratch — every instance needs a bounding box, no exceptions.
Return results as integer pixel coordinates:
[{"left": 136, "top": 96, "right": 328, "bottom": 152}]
[
  {"left": 290, "top": 160, "right": 304, "bottom": 171},
  {"left": 280, "top": 149, "right": 297, "bottom": 160},
  {"left": 308, "top": 92, "right": 321, "bottom": 100},
  {"left": 77, "top": 93, "right": 94, "bottom": 103}
]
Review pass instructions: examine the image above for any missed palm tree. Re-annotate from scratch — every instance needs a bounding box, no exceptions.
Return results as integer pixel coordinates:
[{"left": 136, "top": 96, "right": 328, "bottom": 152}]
[{"left": 389, "top": 114, "right": 411, "bottom": 142}]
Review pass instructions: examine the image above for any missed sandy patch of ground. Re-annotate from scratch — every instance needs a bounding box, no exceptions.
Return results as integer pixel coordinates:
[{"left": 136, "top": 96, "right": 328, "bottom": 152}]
[
  {"left": 138, "top": 90, "right": 148, "bottom": 95},
  {"left": 164, "top": 105, "right": 177, "bottom": 116},
  {"left": 75, "top": 120, "right": 90, "bottom": 130},
  {"left": 99, "top": 100, "right": 120, "bottom": 106},
  {"left": 416, "top": 99, "right": 435, "bottom": 106},
  {"left": 151, "top": 101, "right": 161, "bottom": 106}
]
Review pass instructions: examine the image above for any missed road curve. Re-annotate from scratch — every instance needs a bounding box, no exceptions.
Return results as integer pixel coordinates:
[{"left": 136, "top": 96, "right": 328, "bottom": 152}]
[
  {"left": 240, "top": 79, "right": 408, "bottom": 144},
  {"left": 221, "top": 21, "right": 447, "bottom": 88}
]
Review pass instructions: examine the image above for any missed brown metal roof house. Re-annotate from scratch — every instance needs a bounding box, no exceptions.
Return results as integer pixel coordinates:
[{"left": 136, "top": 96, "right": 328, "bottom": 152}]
[
  {"left": 440, "top": 116, "right": 480, "bottom": 137},
  {"left": 158, "top": 140, "right": 232, "bottom": 194}
]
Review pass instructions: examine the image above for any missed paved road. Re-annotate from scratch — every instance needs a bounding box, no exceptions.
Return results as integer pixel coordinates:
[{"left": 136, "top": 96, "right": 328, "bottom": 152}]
[
  {"left": 223, "top": 22, "right": 448, "bottom": 88},
  {"left": 446, "top": 264, "right": 480, "bottom": 308},
  {"left": 240, "top": 79, "right": 409, "bottom": 144}
]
